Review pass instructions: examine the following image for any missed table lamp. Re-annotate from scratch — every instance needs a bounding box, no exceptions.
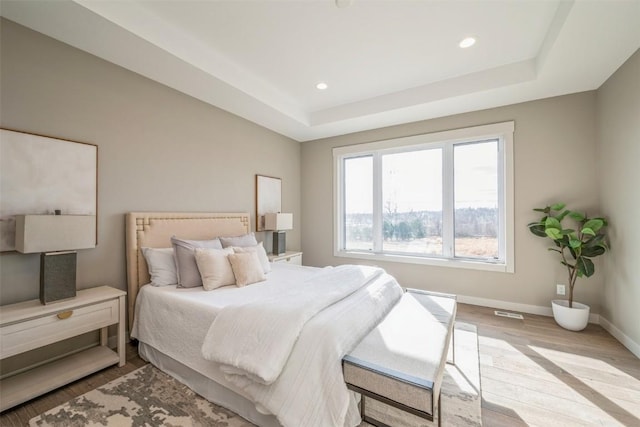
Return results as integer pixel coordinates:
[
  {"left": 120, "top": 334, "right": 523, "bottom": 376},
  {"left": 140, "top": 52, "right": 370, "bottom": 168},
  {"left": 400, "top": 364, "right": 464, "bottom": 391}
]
[
  {"left": 15, "top": 213, "right": 96, "bottom": 304},
  {"left": 264, "top": 213, "right": 293, "bottom": 255}
]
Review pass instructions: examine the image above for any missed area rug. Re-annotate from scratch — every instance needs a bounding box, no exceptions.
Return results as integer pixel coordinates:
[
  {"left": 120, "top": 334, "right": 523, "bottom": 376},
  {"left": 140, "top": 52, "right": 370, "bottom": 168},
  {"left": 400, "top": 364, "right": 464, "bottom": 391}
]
[{"left": 30, "top": 323, "right": 481, "bottom": 427}]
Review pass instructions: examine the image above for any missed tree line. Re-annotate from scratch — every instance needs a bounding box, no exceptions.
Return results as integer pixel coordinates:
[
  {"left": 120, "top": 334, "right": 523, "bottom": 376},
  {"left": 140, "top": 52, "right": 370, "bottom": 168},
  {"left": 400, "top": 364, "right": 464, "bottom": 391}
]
[{"left": 347, "top": 207, "right": 497, "bottom": 241}]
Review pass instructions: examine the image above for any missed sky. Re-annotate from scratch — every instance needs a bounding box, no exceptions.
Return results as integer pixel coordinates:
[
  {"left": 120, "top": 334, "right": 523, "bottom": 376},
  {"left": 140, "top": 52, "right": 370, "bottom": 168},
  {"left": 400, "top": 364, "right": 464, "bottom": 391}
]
[{"left": 344, "top": 140, "right": 498, "bottom": 214}]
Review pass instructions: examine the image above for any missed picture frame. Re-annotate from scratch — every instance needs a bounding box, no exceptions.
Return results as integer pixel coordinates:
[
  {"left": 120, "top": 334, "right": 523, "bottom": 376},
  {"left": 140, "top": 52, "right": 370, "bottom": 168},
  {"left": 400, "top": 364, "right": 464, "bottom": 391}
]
[
  {"left": 255, "top": 175, "right": 281, "bottom": 232},
  {"left": 0, "top": 128, "right": 98, "bottom": 252}
]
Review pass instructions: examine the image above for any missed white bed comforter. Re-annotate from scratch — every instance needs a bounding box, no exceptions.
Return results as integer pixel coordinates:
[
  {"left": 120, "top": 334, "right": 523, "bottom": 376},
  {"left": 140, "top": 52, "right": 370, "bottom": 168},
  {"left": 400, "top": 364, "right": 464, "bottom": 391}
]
[
  {"left": 202, "top": 265, "right": 403, "bottom": 427},
  {"left": 202, "top": 265, "right": 382, "bottom": 384}
]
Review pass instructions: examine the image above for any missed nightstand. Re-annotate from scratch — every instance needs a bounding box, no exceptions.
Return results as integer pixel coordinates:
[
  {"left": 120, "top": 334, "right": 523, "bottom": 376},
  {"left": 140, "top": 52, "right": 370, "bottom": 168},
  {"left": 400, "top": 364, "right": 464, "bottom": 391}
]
[
  {"left": 268, "top": 251, "right": 303, "bottom": 266},
  {"left": 0, "top": 286, "right": 126, "bottom": 411}
]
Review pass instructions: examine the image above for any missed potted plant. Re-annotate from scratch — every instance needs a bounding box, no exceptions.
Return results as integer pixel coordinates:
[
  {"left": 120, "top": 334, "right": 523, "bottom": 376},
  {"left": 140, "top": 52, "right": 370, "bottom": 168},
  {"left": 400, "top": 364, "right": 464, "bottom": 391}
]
[{"left": 528, "top": 203, "right": 608, "bottom": 331}]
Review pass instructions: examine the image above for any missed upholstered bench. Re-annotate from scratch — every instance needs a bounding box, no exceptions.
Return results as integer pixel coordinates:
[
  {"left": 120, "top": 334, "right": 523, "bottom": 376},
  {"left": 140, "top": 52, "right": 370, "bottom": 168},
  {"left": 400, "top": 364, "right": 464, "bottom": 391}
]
[{"left": 343, "top": 289, "right": 457, "bottom": 427}]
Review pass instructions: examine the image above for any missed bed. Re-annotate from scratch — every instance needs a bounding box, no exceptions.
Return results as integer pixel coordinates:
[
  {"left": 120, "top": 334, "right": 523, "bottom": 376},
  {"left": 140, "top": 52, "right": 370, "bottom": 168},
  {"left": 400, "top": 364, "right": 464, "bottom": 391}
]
[{"left": 125, "top": 212, "right": 403, "bottom": 427}]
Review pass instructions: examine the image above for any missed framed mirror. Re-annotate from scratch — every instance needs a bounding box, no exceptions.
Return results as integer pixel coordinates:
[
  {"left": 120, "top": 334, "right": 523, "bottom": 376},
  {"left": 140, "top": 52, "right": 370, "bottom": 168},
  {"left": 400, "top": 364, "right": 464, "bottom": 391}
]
[{"left": 255, "top": 175, "right": 281, "bottom": 232}]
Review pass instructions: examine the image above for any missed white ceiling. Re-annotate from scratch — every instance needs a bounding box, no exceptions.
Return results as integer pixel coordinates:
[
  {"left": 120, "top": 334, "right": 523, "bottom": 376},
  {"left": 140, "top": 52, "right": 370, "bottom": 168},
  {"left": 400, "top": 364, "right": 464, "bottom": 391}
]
[{"left": 1, "top": 0, "right": 639, "bottom": 142}]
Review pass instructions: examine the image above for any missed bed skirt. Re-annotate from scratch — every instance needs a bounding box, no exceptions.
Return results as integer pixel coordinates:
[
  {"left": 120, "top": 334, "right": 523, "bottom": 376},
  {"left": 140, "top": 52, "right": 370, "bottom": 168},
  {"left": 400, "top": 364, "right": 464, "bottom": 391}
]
[{"left": 138, "top": 342, "right": 282, "bottom": 427}]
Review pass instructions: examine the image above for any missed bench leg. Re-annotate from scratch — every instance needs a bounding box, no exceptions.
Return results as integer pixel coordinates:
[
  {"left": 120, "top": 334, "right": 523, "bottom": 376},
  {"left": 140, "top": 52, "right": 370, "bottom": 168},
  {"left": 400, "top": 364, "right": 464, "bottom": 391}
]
[
  {"left": 360, "top": 396, "right": 392, "bottom": 427},
  {"left": 447, "top": 323, "right": 456, "bottom": 365},
  {"left": 438, "top": 392, "right": 442, "bottom": 427}
]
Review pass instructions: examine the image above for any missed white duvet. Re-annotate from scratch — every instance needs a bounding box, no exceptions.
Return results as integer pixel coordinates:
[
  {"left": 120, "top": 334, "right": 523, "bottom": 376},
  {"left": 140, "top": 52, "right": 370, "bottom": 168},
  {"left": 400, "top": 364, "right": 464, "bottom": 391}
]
[
  {"left": 202, "top": 265, "right": 383, "bottom": 384},
  {"left": 209, "top": 270, "right": 402, "bottom": 427},
  {"left": 132, "top": 264, "right": 403, "bottom": 427}
]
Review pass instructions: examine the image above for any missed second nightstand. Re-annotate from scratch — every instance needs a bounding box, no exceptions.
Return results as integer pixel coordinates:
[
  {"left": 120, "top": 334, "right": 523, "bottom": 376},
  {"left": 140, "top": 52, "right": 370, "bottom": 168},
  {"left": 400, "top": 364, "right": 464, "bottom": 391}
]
[{"left": 268, "top": 251, "right": 303, "bottom": 266}]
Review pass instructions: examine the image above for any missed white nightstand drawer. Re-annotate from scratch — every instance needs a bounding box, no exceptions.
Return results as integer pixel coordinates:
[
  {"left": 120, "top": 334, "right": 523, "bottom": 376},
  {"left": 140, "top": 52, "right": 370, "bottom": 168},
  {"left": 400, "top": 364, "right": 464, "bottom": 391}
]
[
  {"left": 280, "top": 254, "right": 302, "bottom": 265},
  {"left": 1, "top": 299, "right": 119, "bottom": 359}
]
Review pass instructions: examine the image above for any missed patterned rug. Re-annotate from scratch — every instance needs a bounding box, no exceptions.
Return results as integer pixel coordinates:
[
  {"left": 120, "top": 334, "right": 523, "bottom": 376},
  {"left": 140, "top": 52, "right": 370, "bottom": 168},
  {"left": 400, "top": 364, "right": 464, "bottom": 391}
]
[{"left": 30, "top": 323, "right": 481, "bottom": 427}]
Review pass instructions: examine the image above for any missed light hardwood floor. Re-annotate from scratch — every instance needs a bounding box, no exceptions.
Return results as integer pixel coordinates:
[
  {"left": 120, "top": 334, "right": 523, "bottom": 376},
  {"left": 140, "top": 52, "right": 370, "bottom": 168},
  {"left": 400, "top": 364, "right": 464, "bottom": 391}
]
[
  {"left": 456, "top": 304, "right": 640, "bottom": 427},
  {"left": 1, "top": 303, "right": 638, "bottom": 426}
]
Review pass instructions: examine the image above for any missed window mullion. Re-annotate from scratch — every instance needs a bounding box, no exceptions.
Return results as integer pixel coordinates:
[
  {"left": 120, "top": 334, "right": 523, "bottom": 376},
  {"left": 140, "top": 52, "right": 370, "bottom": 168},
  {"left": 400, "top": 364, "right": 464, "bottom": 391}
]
[
  {"left": 338, "top": 156, "right": 346, "bottom": 252},
  {"left": 372, "top": 153, "right": 383, "bottom": 253},
  {"left": 497, "top": 138, "right": 506, "bottom": 261},
  {"left": 442, "top": 145, "right": 454, "bottom": 258}
]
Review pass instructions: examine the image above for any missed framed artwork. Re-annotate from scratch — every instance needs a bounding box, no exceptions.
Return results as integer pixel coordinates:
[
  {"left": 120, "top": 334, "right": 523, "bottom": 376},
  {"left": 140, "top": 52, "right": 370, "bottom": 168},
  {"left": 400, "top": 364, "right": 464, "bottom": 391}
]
[
  {"left": 255, "top": 175, "right": 281, "bottom": 232},
  {"left": 0, "top": 128, "right": 98, "bottom": 252}
]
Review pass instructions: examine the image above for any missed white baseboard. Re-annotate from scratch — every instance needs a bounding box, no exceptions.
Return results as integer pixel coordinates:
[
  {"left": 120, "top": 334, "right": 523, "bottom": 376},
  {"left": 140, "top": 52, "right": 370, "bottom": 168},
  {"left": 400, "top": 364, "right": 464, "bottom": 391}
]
[
  {"left": 457, "top": 294, "right": 640, "bottom": 358},
  {"left": 457, "top": 295, "right": 600, "bottom": 324},
  {"left": 598, "top": 315, "right": 640, "bottom": 359}
]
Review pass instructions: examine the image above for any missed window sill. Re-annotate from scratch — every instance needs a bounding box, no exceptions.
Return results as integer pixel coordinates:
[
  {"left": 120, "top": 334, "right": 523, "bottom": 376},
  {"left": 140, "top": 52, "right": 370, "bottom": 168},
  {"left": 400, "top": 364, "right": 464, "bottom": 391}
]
[{"left": 334, "top": 250, "right": 513, "bottom": 273}]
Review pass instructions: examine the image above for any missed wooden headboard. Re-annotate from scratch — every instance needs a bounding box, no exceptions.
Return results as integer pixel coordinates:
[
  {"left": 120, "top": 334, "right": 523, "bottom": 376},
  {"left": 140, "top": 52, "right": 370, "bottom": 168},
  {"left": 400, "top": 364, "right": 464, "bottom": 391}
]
[{"left": 125, "top": 212, "right": 250, "bottom": 332}]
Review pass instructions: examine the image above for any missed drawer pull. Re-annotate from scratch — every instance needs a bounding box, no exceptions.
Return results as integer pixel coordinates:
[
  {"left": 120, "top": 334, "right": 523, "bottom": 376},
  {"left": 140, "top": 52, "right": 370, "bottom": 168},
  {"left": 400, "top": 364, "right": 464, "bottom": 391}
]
[{"left": 57, "top": 310, "right": 73, "bottom": 320}]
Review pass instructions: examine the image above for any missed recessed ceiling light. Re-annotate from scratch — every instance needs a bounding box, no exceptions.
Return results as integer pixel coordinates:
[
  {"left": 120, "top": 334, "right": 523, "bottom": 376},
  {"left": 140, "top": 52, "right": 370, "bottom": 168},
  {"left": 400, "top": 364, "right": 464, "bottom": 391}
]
[
  {"left": 459, "top": 37, "right": 476, "bottom": 48},
  {"left": 316, "top": 82, "right": 328, "bottom": 90}
]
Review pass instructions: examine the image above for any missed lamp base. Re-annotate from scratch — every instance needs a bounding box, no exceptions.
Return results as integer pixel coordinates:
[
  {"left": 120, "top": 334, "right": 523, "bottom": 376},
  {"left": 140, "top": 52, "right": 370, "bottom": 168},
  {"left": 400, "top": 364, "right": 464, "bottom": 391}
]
[
  {"left": 40, "top": 251, "right": 77, "bottom": 305},
  {"left": 272, "top": 231, "right": 286, "bottom": 255}
]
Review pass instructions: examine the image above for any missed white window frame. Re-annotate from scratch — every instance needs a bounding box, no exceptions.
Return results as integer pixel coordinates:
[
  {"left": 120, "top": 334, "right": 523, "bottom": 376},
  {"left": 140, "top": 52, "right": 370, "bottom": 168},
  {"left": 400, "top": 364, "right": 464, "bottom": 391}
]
[{"left": 333, "top": 121, "right": 515, "bottom": 273}]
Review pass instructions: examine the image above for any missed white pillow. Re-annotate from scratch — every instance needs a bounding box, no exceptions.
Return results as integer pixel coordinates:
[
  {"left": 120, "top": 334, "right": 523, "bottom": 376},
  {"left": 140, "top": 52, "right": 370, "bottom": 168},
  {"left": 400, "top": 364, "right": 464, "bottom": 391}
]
[
  {"left": 194, "top": 247, "right": 235, "bottom": 291},
  {"left": 220, "top": 232, "right": 258, "bottom": 248},
  {"left": 228, "top": 251, "right": 267, "bottom": 287},
  {"left": 232, "top": 241, "right": 271, "bottom": 273},
  {"left": 141, "top": 247, "right": 177, "bottom": 286}
]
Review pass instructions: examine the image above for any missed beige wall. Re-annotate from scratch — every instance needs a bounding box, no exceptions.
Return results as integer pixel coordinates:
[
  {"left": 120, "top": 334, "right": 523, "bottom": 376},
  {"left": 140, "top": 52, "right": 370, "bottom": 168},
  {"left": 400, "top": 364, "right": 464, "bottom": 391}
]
[
  {"left": 0, "top": 19, "right": 301, "bottom": 306},
  {"left": 302, "top": 92, "right": 604, "bottom": 311},
  {"left": 596, "top": 49, "right": 640, "bottom": 346},
  {"left": 3, "top": 15, "right": 636, "bottom": 354}
]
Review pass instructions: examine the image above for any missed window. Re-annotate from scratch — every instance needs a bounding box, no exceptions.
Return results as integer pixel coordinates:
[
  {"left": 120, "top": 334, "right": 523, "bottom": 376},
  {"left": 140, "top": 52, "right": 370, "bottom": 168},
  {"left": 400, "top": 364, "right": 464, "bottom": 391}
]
[{"left": 334, "top": 122, "right": 514, "bottom": 272}]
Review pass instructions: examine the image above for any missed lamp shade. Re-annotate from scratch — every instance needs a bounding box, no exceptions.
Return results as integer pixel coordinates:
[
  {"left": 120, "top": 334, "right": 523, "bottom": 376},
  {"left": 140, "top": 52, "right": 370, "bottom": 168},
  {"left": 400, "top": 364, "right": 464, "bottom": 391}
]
[
  {"left": 15, "top": 215, "right": 96, "bottom": 253},
  {"left": 264, "top": 213, "right": 293, "bottom": 231}
]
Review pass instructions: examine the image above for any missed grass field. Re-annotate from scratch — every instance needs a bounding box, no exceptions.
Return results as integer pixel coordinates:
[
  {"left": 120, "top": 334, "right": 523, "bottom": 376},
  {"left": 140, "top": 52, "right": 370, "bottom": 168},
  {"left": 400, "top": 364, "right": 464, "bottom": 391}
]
[{"left": 346, "top": 236, "right": 498, "bottom": 258}]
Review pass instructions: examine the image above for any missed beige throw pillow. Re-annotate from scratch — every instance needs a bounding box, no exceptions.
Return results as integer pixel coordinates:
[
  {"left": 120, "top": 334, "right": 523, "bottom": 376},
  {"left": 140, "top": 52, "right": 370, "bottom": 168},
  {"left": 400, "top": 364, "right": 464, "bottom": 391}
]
[
  {"left": 194, "top": 247, "right": 235, "bottom": 290},
  {"left": 228, "top": 251, "right": 267, "bottom": 287},
  {"left": 232, "top": 241, "right": 271, "bottom": 273}
]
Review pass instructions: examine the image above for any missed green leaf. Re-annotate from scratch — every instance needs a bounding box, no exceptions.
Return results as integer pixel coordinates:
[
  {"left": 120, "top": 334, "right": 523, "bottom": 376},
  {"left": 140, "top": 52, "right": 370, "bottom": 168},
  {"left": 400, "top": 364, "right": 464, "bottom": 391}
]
[
  {"left": 557, "top": 210, "right": 570, "bottom": 221},
  {"left": 545, "top": 217, "right": 562, "bottom": 230},
  {"left": 568, "top": 211, "right": 586, "bottom": 222},
  {"left": 569, "top": 239, "right": 582, "bottom": 249},
  {"left": 576, "top": 257, "right": 595, "bottom": 277},
  {"left": 582, "top": 227, "right": 596, "bottom": 236},
  {"left": 583, "top": 219, "right": 604, "bottom": 233},
  {"left": 545, "top": 228, "right": 562, "bottom": 240},
  {"left": 528, "top": 224, "right": 547, "bottom": 237},
  {"left": 551, "top": 203, "right": 566, "bottom": 211},
  {"left": 582, "top": 246, "right": 605, "bottom": 257},
  {"left": 584, "top": 234, "right": 606, "bottom": 247},
  {"left": 533, "top": 208, "right": 548, "bottom": 213},
  {"left": 569, "top": 246, "right": 577, "bottom": 259}
]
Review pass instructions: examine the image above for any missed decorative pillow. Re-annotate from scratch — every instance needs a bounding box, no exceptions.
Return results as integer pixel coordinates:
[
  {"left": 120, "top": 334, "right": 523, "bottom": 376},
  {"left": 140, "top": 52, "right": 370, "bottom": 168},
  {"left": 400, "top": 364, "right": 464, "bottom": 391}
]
[
  {"left": 220, "top": 232, "right": 258, "bottom": 248},
  {"left": 228, "top": 251, "right": 266, "bottom": 287},
  {"left": 171, "top": 236, "right": 223, "bottom": 288},
  {"left": 141, "top": 247, "right": 177, "bottom": 286},
  {"left": 194, "top": 247, "right": 235, "bottom": 291},
  {"left": 232, "top": 241, "right": 271, "bottom": 273}
]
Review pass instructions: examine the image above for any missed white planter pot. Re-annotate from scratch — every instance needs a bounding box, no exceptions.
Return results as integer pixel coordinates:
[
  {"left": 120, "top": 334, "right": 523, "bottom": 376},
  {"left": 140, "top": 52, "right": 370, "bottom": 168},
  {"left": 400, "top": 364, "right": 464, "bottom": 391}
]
[{"left": 551, "top": 299, "right": 590, "bottom": 331}]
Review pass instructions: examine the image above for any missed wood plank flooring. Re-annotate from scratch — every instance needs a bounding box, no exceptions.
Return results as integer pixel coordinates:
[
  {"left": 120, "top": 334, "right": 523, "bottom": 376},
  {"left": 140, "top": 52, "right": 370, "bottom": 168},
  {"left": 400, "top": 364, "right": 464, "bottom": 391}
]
[
  {"left": 455, "top": 304, "right": 640, "bottom": 427},
  {"left": 0, "top": 343, "right": 146, "bottom": 427},
  {"left": 1, "top": 303, "right": 639, "bottom": 426}
]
